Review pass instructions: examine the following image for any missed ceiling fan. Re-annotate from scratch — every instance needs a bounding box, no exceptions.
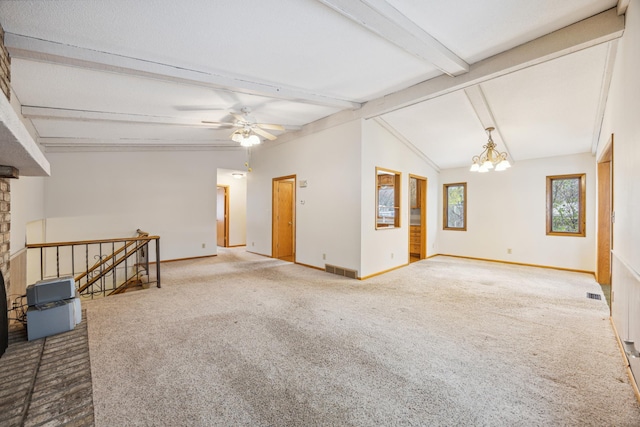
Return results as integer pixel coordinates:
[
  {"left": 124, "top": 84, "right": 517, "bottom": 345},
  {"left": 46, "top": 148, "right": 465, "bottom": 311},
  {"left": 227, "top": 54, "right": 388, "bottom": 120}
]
[{"left": 202, "top": 107, "right": 285, "bottom": 146}]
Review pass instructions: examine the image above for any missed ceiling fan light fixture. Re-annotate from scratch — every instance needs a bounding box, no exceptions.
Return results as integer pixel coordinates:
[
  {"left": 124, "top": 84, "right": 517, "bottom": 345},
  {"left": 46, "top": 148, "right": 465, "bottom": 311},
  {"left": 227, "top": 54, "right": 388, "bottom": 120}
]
[
  {"left": 247, "top": 134, "right": 261, "bottom": 146},
  {"left": 470, "top": 127, "right": 511, "bottom": 173}
]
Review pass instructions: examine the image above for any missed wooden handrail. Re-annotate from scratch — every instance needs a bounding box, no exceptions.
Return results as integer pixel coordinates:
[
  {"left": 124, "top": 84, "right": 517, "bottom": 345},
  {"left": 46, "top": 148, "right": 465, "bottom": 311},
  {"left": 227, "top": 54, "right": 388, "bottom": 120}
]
[
  {"left": 74, "top": 239, "right": 140, "bottom": 283},
  {"left": 74, "top": 230, "right": 149, "bottom": 282},
  {"left": 26, "top": 235, "right": 159, "bottom": 249},
  {"left": 77, "top": 238, "right": 152, "bottom": 294}
]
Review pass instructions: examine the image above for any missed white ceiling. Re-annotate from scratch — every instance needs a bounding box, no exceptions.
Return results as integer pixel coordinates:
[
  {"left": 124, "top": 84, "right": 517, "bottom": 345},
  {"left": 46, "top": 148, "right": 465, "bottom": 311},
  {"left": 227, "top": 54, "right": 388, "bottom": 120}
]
[{"left": 0, "top": 0, "right": 623, "bottom": 169}]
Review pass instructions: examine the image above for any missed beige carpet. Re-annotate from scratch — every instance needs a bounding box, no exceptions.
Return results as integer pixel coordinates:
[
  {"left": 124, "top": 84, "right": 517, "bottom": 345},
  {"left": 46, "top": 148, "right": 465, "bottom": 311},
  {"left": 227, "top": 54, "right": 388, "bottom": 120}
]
[{"left": 84, "top": 248, "right": 640, "bottom": 426}]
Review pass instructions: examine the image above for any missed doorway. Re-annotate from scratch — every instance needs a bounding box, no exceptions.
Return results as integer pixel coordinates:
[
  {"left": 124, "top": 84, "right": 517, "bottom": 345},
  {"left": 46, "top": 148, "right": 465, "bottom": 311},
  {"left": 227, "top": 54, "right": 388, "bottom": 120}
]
[
  {"left": 596, "top": 135, "right": 613, "bottom": 308},
  {"left": 272, "top": 175, "right": 296, "bottom": 262},
  {"left": 216, "top": 186, "right": 229, "bottom": 247},
  {"left": 409, "top": 175, "right": 427, "bottom": 263}
]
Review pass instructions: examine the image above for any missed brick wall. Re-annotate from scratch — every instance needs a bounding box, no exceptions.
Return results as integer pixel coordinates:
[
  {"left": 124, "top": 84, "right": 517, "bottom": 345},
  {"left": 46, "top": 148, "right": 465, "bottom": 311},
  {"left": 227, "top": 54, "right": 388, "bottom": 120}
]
[{"left": 0, "top": 178, "right": 9, "bottom": 290}]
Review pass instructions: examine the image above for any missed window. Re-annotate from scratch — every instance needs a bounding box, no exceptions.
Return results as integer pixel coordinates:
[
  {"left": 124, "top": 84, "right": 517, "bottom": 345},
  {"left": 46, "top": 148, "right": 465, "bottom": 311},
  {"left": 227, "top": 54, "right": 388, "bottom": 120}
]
[
  {"left": 376, "top": 167, "right": 400, "bottom": 229},
  {"left": 546, "top": 174, "right": 586, "bottom": 236},
  {"left": 443, "top": 183, "right": 466, "bottom": 230}
]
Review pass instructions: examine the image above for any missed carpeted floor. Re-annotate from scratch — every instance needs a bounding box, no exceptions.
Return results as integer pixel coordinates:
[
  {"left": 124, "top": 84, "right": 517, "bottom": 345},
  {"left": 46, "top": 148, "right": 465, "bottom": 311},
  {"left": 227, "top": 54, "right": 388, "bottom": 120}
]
[{"left": 84, "top": 248, "right": 640, "bottom": 426}]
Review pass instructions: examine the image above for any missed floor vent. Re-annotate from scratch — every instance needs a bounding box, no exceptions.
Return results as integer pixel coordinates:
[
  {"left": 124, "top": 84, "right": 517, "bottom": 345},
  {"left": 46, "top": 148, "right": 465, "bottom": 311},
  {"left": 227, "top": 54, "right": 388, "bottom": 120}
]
[
  {"left": 325, "top": 264, "right": 358, "bottom": 279},
  {"left": 586, "top": 292, "right": 602, "bottom": 300}
]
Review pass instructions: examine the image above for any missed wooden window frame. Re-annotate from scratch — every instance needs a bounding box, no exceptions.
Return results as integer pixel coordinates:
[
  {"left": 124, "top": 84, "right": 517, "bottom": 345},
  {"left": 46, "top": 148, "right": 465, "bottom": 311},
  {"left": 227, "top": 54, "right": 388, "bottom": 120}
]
[
  {"left": 376, "top": 167, "right": 401, "bottom": 229},
  {"left": 443, "top": 182, "right": 467, "bottom": 231},
  {"left": 546, "top": 173, "right": 586, "bottom": 237}
]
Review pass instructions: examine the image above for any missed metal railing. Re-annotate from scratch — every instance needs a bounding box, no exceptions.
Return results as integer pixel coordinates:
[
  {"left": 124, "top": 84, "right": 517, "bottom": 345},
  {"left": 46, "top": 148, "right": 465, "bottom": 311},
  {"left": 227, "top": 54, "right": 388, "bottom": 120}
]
[{"left": 26, "top": 230, "right": 161, "bottom": 298}]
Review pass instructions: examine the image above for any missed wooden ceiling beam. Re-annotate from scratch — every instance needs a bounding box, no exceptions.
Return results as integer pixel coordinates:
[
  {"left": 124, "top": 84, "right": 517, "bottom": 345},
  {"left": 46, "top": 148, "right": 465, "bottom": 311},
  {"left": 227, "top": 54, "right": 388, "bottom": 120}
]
[
  {"left": 463, "top": 85, "right": 514, "bottom": 163},
  {"left": 360, "top": 7, "right": 624, "bottom": 119},
  {"left": 5, "top": 34, "right": 361, "bottom": 111},
  {"left": 21, "top": 105, "right": 304, "bottom": 131},
  {"left": 317, "top": 0, "right": 469, "bottom": 76},
  {"left": 275, "top": 8, "right": 624, "bottom": 146}
]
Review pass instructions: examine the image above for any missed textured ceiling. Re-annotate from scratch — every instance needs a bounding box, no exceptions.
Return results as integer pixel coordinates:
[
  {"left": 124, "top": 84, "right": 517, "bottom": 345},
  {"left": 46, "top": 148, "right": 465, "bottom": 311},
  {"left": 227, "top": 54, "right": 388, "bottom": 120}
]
[{"left": 0, "top": 0, "right": 622, "bottom": 169}]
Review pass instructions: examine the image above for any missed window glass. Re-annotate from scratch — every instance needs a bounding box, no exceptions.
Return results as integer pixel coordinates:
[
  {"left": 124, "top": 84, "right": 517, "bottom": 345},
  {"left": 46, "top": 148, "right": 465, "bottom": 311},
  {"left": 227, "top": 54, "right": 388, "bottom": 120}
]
[
  {"left": 443, "top": 183, "right": 466, "bottom": 230},
  {"left": 546, "top": 174, "right": 586, "bottom": 236},
  {"left": 376, "top": 168, "right": 401, "bottom": 229}
]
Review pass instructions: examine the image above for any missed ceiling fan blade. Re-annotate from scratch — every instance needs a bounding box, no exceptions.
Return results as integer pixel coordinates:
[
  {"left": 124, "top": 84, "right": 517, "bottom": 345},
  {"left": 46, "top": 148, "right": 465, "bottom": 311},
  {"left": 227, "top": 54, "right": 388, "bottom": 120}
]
[
  {"left": 257, "top": 123, "right": 285, "bottom": 131},
  {"left": 175, "top": 105, "right": 227, "bottom": 112},
  {"left": 201, "top": 121, "right": 235, "bottom": 128},
  {"left": 253, "top": 127, "right": 277, "bottom": 141},
  {"left": 231, "top": 113, "right": 246, "bottom": 122}
]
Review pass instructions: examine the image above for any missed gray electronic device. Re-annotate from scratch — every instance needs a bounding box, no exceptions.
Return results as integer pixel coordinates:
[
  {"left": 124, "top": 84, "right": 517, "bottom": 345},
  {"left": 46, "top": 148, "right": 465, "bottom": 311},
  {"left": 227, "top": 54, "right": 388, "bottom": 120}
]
[
  {"left": 26, "top": 276, "right": 75, "bottom": 306},
  {"left": 27, "top": 299, "right": 76, "bottom": 341}
]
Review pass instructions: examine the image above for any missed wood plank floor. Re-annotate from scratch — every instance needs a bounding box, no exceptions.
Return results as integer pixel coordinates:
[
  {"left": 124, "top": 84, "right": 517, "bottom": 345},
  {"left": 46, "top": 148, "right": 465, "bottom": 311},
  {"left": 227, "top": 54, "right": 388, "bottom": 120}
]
[{"left": 0, "top": 310, "right": 95, "bottom": 427}]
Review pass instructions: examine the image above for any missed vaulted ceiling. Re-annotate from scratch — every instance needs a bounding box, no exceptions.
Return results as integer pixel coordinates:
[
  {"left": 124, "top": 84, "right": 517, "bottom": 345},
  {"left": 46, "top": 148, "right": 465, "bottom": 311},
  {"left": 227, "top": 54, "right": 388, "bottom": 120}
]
[{"left": 0, "top": 0, "right": 625, "bottom": 170}]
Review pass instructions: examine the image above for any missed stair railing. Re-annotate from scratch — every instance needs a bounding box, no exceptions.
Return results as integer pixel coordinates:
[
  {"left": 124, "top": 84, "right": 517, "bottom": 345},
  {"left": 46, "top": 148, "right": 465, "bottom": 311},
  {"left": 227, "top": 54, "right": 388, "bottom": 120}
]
[{"left": 26, "top": 230, "right": 160, "bottom": 298}]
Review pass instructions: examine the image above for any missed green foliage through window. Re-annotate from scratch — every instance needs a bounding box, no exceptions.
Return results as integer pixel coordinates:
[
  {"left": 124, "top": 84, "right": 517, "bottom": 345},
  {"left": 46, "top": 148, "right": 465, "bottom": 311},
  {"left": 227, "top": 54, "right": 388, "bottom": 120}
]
[
  {"left": 444, "top": 183, "right": 466, "bottom": 230},
  {"left": 546, "top": 174, "right": 585, "bottom": 236}
]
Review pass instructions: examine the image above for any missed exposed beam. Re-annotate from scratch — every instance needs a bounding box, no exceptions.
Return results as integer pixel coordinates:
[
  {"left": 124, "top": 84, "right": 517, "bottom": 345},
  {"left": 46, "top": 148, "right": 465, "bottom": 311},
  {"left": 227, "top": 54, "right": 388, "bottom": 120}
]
[
  {"left": 38, "top": 138, "right": 241, "bottom": 152},
  {"left": 463, "top": 85, "right": 514, "bottom": 162},
  {"left": 372, "top": 117, "right": 441, "bottom": 172},
  {"left": 617, "top": 0, "right": 630, "bottom": 15},
  {"left": 275, "top": 8, "right": 625, "bottom": 147},
  {"left": 592, "top": 40, "right": 619, "bottom": 154},
  {"left": 0, "top": 88, "right": 50, "bottom": 176},
  {"left": 22, "top": 106, "right": 226, "bottom": 127},
  {"left": 21, "top": 105, "right": 303, "bottom": 130},
  {"left": 317, "top": 0, "right": 468, "bottom": 76},
  {"left": 5, "top": 33, "right": 360, "bottom": 111},
  {"left": 360, "top": 7, "right": 624, "bottom": 118}
]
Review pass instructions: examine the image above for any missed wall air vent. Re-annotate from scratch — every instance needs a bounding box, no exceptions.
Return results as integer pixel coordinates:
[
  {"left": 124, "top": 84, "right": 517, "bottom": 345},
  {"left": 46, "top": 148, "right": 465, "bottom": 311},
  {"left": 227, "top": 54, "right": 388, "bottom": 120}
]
[
  {"left": 325, "top": 264, "right": 357, "bottom": 279},
  {"left": 586, "top": 292, "right": 602, "bottom": 300}
]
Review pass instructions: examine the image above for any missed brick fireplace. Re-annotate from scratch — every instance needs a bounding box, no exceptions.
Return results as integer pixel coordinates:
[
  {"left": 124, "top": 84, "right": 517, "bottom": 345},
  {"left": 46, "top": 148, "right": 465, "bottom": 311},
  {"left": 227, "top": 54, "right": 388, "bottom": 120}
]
[{"left": 0, "top": 177, "right": 9, "bottom": 356}]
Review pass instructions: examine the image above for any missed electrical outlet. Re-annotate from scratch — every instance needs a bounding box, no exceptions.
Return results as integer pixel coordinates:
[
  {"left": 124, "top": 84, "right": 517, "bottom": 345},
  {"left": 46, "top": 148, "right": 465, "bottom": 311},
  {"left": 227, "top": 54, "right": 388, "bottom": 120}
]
[
  {"left": 322, "top": 253, "right": 326, "bottom": 260},
  {"left": 202, "top": 243, "right": 206, "bottom": 248},
  {"left": 252, "top": 242, "right": 255, "bottom": 246},
  {"left": 391, "top": 252, "right": 394, "bottom": 259},
  {"left": 507, "top": 248, "right": 512, "bottom": 254}
]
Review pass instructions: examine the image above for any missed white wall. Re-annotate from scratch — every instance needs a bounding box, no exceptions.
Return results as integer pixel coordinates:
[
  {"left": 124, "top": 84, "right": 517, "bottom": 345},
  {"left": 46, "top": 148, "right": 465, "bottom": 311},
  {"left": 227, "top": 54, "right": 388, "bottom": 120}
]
[
  {"left": 360, "top": 119, "right": 440, "bottom": 278},
  {"left": 597, "top": 1, "right": 640, "bottom": 381},
  {"left": 10, "top": 175, "right": 45, "bottom": 255},
  {"left": 217, "top": 168, "right": 247, "bottom": 247},
  {"left": 438, "top": 152, "right": 596, "bottom": 271},
  {"left": 43, "top": 149, "right": 245, "bottom": 261},
  {"left": 247, "top": 120, "right": 362, "bottom": 271}
]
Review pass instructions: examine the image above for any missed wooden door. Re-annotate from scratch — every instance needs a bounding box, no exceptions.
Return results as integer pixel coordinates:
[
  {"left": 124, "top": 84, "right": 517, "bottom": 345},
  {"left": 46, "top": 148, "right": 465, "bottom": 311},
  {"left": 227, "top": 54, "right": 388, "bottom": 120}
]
[
  {"left": 597, "top": 138, "right": 613, "bottom": 285},
  {"left": 216, "top": 186, "right": 228, "bottom": 247},
  {"left": 409, "top": 175, "right": 427, "bottom": 262},
  {"left": 272, "top": 177, "right": 295, "bottom": 261}
]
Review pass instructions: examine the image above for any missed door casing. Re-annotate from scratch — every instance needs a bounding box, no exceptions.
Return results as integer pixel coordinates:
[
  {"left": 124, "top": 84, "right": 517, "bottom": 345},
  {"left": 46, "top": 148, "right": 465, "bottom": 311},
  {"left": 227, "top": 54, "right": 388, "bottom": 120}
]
[
  {"left": 272, "top": 175, "right": 296, "bottom": 261},
  {"left": 409, "top": 175, "right": 427, "bottom": 261},
  {"left": 597, "top": 135, "right": 614, "bottom": 286},
  {"left": 216, "top": 185, "right": 229, "bottom": 247}
]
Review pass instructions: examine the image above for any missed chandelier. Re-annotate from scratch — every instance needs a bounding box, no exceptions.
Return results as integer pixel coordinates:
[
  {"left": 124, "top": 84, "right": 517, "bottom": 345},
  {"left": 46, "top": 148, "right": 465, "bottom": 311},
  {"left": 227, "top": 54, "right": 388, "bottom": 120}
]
[{"left": 470, "top": 127, "right": 511, "bottom": 172}]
